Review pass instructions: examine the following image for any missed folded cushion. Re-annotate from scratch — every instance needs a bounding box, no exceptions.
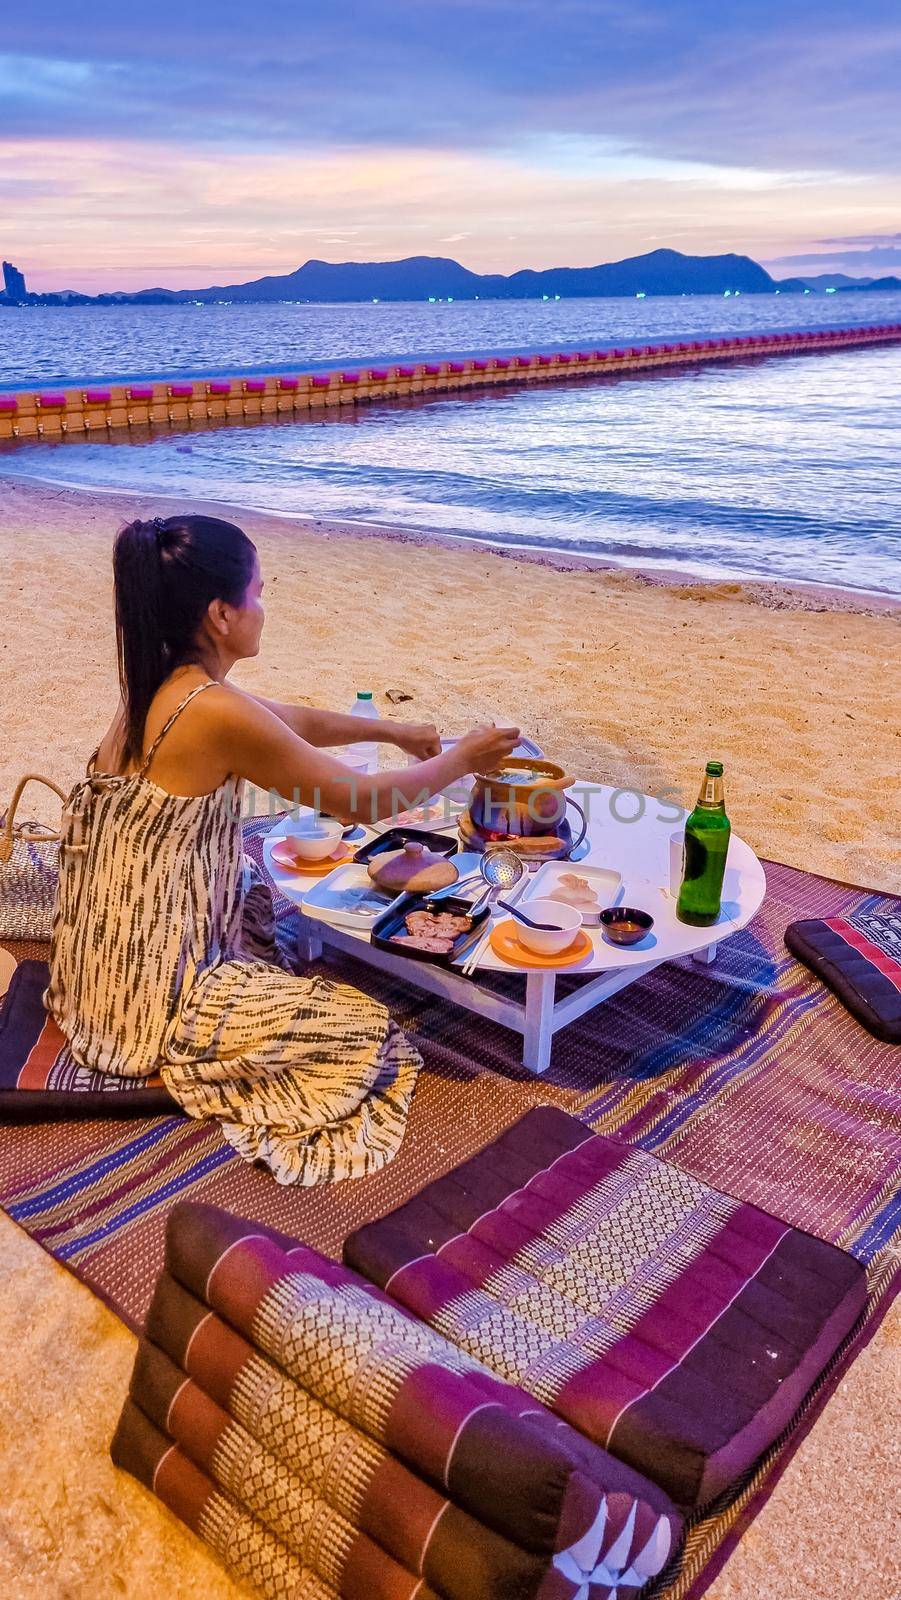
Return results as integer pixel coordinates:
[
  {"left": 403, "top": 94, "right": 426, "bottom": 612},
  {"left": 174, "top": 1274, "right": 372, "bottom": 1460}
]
[
  {"left": 113, "top": 1200, "right": 681, "bottom": 1600},
  {"left": 165, "top": 1202, "right": 679, "bottom": 1544},
  {"left": 785, "top": 911, "right": 901, "bottom": 1043},
  {"left": 127, "top": 1334, "right": 552, "bottom": 1600},
  {"left": 0, "top": 959, "right": 179, "bottom": 1121},
  {"left": 112, "top": 1400, "right": 341, "bottom": 1600},
  {"left": 344, "top": 1106, "right": 867, "bottom": 1511}
]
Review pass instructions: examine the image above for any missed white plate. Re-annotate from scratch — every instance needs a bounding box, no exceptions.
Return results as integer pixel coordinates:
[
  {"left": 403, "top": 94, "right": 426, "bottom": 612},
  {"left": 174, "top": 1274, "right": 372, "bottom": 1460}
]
[
  {"left": 520, "top": 861, "right": 622, "bottom": 925},
  {"left": 370, "top": 796, "right": 467, "bottom": 834},
  {"left": 300, "top": 865, "right": 400, "bottom": 928}
]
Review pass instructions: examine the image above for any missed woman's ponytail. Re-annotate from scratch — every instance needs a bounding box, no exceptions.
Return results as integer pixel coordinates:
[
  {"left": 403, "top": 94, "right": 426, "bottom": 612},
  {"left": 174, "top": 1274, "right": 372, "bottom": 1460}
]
[
  {"left": 114, "top": 518, "right": 171, "bottom": 767},
  {"left": 112, "top": 513, "right": 256, "bottom": 767}
]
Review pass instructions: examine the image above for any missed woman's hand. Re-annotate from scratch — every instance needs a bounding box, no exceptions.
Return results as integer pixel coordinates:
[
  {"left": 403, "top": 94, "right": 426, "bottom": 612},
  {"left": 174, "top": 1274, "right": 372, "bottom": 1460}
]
[
  {"left": 390, "top": 721, "right": 442, "bottom": 760},
  {"left": 455, "top": 723, "right": 521, "bottom": 774}
]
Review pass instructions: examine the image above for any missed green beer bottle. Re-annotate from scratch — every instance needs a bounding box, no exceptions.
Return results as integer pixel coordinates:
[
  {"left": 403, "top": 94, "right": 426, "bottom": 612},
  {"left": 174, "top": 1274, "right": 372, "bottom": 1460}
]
[{"left": 676, "top": 761, "right": 730, "bottom": 926}]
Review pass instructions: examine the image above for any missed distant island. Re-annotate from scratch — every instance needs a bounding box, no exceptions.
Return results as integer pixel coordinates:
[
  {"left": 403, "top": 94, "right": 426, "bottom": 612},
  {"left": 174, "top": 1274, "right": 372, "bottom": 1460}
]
[{"left": 2, "top": 249, "right": 899, "bottom": 308}]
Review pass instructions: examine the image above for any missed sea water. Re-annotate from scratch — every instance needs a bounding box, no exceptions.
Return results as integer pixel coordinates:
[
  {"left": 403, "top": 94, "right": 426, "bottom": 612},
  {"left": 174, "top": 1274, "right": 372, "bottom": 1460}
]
[{"left": 1, "top": 294, "right": 899, "bottom": 595}]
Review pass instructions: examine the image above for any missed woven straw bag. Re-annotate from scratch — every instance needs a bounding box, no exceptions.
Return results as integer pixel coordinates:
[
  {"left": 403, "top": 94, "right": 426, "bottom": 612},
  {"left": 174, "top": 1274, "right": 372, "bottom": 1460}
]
[{"left": 0, "top": 773, "right": 67, "bottom": 940}]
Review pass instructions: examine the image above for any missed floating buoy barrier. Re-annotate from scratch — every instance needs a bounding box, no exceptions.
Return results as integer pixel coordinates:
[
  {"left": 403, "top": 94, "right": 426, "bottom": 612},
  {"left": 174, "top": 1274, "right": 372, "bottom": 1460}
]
[{"left": 1, "top": 322, "right": 899, "bottom": 442}]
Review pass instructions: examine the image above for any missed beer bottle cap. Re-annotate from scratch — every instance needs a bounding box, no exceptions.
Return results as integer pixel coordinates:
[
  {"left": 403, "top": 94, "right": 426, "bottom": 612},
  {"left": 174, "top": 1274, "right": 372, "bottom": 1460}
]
[{"left": 705, "top": 761, "right": 724, "bottom": 776}]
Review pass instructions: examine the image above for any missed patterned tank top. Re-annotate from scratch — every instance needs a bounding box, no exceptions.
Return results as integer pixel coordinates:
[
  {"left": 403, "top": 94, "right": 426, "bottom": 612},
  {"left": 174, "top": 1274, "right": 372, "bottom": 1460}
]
[{"left": 47, "top": 682, "right": 246, "bottom": 1076}]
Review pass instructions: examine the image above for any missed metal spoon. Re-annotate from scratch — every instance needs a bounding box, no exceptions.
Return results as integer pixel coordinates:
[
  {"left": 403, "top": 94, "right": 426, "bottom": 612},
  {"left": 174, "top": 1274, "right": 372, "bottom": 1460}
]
[{"left": 469, "top": 848, "right": 525, "bottom": 914}]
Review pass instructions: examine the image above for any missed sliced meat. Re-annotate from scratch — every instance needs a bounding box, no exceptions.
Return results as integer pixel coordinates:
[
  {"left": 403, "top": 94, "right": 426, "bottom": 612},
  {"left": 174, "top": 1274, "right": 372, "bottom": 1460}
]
[
  {"left": 435, "top": 913, "right": 472, "bottom": 935},
  {"left": 390, "top": 933, "right": 455, "bottom": 954},
  {"left": 406, "top": 910, "right": 472, "bottom": 938}
]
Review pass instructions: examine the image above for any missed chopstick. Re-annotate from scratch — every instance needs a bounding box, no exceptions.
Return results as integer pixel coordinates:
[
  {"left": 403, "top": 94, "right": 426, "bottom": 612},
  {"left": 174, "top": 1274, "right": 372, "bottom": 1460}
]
[
  {"left": 459, "top": 872, "right": 529, "bottom": 978},
  {"left": 461, "top": 925, "right": 492, "bottom": 977}
]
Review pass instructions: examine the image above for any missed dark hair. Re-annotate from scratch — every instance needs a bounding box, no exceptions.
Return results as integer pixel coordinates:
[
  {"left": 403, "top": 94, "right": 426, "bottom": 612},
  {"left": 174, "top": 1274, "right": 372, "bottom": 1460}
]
[{"left": 113, "top": 513, "right": 256, "bottom": 765}]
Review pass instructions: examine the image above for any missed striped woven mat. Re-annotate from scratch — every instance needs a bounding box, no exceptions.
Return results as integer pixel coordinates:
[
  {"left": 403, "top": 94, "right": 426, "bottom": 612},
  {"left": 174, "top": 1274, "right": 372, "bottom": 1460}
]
[{"left": 0, "top": 842, "right": 898, "bottom": 1600}]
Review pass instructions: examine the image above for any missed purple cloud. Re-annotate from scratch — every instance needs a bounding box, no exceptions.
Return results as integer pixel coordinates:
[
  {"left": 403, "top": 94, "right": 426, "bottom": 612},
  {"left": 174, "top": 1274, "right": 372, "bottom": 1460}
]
[
  {"left": 768, "top": 244, "right": 901, "bottom": 272},
  {"left": 1, "top": 1, "right": 900, "bottom": 175}
]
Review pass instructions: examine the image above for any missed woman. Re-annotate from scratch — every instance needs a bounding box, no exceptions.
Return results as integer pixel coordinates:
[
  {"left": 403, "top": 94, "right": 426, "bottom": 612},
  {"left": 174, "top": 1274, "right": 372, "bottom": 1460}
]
[{"left": 47, "top": 514, "right": 518, "bottom": 1185}]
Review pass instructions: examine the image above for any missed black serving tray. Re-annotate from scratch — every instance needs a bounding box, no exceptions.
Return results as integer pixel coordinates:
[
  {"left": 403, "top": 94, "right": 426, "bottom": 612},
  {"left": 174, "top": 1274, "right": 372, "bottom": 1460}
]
[
  {"left": 370, "top": 893, "right": 489, "bottom": 967},
  {"left": 353, "top": 826, "right": 459, "bottom": 865}
]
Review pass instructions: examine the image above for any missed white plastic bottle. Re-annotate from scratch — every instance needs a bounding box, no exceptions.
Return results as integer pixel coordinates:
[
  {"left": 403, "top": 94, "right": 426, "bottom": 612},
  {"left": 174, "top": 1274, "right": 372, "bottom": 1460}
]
[{"left": 348, "top": 691, "right": 380, "bottom": 774}]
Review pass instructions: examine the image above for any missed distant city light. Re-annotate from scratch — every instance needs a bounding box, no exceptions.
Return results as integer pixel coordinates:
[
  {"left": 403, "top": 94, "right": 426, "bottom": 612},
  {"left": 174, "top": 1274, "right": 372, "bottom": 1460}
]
[
  {"left": 636, "top": 291, "right": 646, "bottom": 299},
  {"left": 826, "top": 286, "right": 837, "bottom": 294}
]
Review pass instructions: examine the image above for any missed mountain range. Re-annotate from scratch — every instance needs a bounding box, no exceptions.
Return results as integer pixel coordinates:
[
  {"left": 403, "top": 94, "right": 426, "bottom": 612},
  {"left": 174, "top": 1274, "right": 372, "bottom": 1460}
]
[
  {"left": 5, "top": 249, "right": 899, "bottom": 307},
  {"left": 133, "top": 249, "right": 778, "bottom": 304}
]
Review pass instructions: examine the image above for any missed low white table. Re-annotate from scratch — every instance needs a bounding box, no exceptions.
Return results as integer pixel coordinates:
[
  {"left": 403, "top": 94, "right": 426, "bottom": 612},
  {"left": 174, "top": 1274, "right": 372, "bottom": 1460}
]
[{"left": 265, "top": 784, "right": 766, "bottom": 1074}]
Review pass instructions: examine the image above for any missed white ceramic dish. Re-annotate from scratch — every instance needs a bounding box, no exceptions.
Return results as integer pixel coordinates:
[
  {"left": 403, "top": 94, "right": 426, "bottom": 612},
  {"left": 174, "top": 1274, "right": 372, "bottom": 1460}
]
[
  {"left": 300, "top": 865, "right": 400, "bottom": 928},
  {"left": 514, "top": 898, "right": 582, "bottom": 956},
  {"left": 521, "top": 861, "right": 621, "bottom": 926}
]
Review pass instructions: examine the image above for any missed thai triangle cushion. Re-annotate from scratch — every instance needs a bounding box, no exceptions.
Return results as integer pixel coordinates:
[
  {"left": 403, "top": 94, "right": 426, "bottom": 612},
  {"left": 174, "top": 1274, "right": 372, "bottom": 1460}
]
[
  {"left": 112, "top": 1200, "right": 681, "bottom": 1600},
  {"left": 785, "top": 909, "right": 901, "bottom": 1043},
  {"left": 343, "top": 1106, "right": 867, "bottom": 1511},
  {"left": 0, "top": 958, "right": 180, "bottom": 1121}
]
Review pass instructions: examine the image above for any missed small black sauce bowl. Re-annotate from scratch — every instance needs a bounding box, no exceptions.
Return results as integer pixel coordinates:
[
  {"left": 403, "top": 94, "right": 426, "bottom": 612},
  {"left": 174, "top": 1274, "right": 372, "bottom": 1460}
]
[{"left": 599, "top": 906, "right": 655, "bottom": 946}]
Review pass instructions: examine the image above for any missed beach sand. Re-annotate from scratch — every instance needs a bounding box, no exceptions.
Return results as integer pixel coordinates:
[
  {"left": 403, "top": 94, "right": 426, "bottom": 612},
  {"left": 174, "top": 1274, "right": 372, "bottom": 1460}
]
[{"left": 0, "top": 476, "right": 898, "bottom": 1598}]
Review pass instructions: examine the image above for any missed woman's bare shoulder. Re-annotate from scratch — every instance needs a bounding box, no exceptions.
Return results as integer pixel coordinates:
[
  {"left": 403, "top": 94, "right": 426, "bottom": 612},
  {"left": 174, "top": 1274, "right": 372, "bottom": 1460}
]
[{"left": 189, "top": 680, "right": 294, "bottom": 747}]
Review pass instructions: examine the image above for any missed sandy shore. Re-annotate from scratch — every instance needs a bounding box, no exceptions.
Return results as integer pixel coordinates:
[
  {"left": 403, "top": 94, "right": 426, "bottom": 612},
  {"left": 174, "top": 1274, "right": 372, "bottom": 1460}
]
[{"left": 0, "top": 475, "right": 898, "bottom": 1599}]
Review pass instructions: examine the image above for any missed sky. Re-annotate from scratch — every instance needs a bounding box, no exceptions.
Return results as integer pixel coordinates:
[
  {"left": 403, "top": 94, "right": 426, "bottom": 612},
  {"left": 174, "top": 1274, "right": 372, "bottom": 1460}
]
[{"left": 2, "top": 1, "right": 900, "bottom": 294}]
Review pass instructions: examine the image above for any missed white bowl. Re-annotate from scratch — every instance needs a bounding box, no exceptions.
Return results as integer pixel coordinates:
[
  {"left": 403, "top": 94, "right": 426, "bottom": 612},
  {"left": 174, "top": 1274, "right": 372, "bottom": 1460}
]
[
  {"left": 281, "top": 804, "right": 318, "bottom": 832},
  {"left": 283, "top": 816, "right": 345, "bottom": 861},
  {"left": 513, "top": 898, "right": 582, "bottom": 956}
]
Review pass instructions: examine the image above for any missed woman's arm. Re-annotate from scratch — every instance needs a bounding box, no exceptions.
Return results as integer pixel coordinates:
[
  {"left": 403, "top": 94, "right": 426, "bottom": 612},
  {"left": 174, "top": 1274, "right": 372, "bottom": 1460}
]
[
  {"left": 207, "top": 686, "right": 518, "bottom": 825},
  {"left": 250, "top": 695, "right": 441, "bottom": 760}
]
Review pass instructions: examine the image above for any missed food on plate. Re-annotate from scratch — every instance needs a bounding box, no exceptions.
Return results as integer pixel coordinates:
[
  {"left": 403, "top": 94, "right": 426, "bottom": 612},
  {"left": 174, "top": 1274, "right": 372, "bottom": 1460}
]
[
  {"left": 406, "top": 909, "right": 472, "bottom": 937},
  {"left": 368, "top": 840, "right": 458, "bottom": 894},
  {"left": 547, "top": 871, "right": 604, "bottom": 924},
  {"left": 549, "top": 873, "right": 601, "bottom": 909},
  {"left": 389, "top": 906, "right": 473, "bottom": 954},
  {"left": 394, "top": 800, "right": 447, "bottom": 826},
  {"left": 391, "top": 933, "right": 456, "bottom": 954}
]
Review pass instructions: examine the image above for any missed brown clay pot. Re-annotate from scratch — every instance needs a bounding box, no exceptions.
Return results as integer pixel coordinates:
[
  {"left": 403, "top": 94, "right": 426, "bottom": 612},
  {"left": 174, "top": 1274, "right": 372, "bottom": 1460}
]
[
  {"left": 367, "top": 840, "right": 459, "bottom": 894},
  {"left": 468, "top": 757, "right": 574, "bottom": 838}
]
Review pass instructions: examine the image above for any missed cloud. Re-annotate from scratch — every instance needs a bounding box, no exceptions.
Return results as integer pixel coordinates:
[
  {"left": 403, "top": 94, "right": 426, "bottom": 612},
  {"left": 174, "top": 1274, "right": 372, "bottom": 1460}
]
[
  {"left": 817, "top": 233, "right": 901, "bottom": 245},
  {"left": 3, "top": 3, "right": 900, "bottom": 286},
  {"left": 6, "top": 134, "right": 899, "bottom": 293},
  {"left": 0, "top": 2, "right": 900, "bottom": 175},
  {"left": 766, "top": 243, "right": 901, "bottom": 273}
]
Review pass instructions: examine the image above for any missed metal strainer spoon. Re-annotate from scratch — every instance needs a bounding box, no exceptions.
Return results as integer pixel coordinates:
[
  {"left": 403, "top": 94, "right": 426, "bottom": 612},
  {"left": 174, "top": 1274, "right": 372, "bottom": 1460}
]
[{"left": 469, "top": 848, "right": 525, "bottom": 915}]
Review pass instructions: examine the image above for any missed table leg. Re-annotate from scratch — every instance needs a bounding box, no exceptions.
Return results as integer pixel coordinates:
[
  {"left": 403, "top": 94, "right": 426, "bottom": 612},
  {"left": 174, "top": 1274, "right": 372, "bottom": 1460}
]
[
  {"left": 692, "top": 943, "right": 718, "bottom": 965},
  {"left": 296, "top": 916, "right": 324, "bottom": 964},
  {"left": 523, "top": 971, "right": 557, "bottom": 1074}
]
